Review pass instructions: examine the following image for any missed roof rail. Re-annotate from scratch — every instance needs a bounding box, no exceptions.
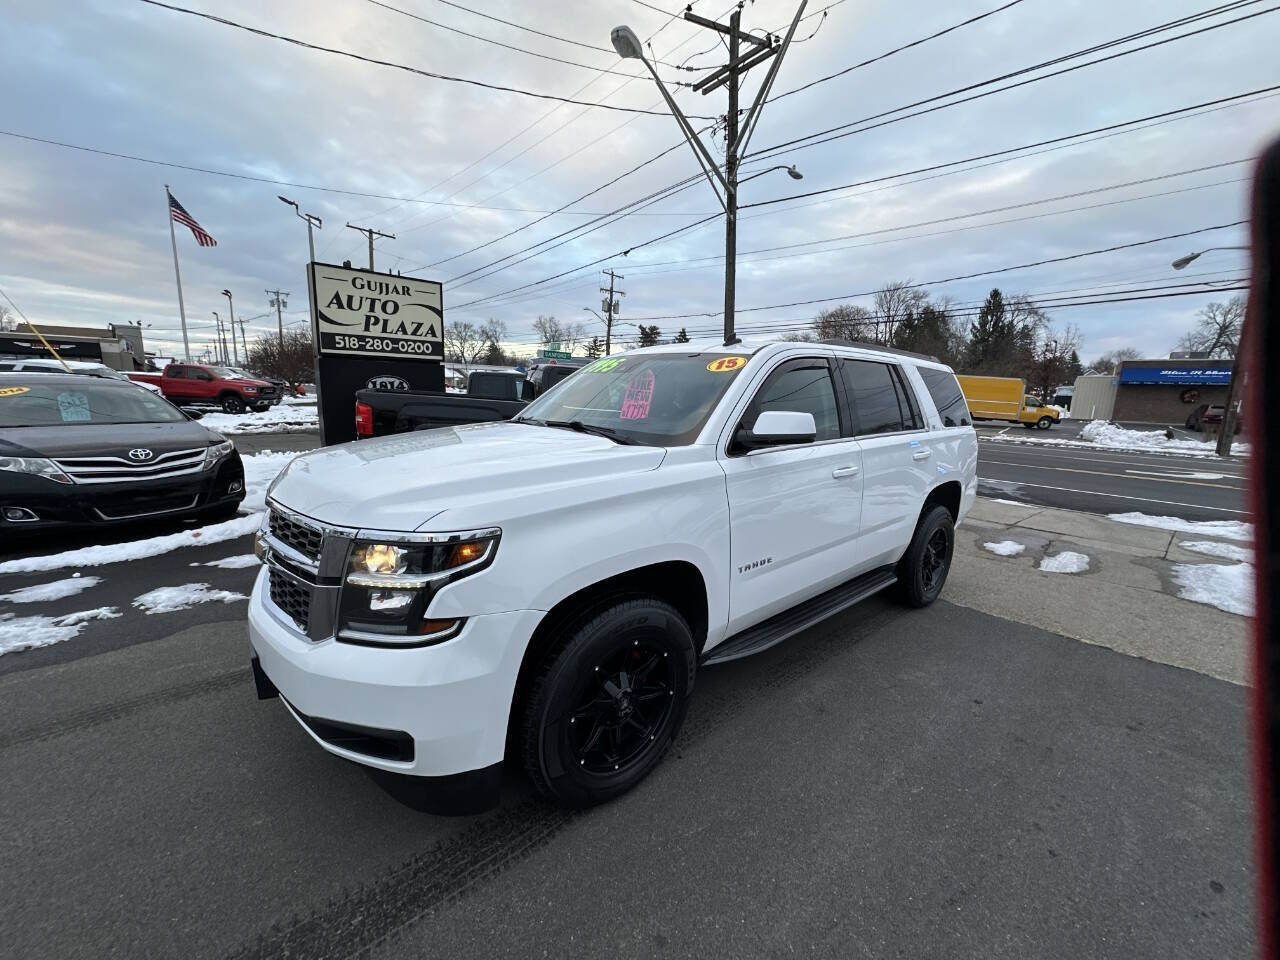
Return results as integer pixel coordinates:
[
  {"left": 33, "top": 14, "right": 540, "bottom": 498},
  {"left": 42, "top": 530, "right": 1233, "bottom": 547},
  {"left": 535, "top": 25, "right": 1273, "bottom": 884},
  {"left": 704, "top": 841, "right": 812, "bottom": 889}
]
[{"left": 817, "top": 339, "right": 939, "bottom": 362}]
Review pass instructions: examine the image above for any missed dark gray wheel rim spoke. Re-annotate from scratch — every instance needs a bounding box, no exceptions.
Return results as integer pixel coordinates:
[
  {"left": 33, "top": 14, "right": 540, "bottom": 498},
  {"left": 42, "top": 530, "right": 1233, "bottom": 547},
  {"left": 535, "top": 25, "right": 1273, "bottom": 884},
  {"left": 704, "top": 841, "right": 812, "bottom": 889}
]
[{"left": 570, "top": 639, "right": 678, "bottom": 774}]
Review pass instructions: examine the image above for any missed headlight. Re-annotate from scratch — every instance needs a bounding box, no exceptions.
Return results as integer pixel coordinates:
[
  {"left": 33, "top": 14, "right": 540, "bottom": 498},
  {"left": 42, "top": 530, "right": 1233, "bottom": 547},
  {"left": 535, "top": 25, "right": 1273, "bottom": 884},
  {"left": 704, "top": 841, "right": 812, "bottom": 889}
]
[
  {"left": 338, "top": 528, "right": 500, "bottom": 646},
  {"left": 243, "top": 386, "right": 258, "bottom": 393},
  {"left": 0, "top": 456, "right": 72, "bottom": 485},
  {"left": 203, "top": 440, "right": 234, "bottom": 470}
]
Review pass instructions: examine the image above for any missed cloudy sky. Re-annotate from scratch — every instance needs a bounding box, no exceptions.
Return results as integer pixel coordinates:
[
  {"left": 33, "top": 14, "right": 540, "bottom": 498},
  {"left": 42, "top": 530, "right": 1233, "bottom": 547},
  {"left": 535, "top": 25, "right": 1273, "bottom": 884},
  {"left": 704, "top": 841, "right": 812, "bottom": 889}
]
[{"left": 3, "top": 0, "right": 1274, "bottom": 363}]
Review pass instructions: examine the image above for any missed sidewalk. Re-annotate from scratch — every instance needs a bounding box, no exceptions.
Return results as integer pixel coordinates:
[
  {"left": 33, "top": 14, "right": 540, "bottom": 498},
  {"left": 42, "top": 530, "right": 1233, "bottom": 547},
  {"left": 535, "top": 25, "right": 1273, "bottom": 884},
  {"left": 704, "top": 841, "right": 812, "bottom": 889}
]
[{"left": 950, "top": 498, "right": 1252, "bottom": 684}]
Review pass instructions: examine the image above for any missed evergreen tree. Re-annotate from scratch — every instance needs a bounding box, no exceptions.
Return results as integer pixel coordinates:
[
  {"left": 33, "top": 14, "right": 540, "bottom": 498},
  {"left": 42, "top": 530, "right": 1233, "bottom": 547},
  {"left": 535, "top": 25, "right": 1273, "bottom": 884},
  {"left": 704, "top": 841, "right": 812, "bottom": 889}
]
[
  {"left": 674, "top": 327, "right": 690, "bottom": 343},
  {"left": 638, "top": 324, "right": 661, "bottom": 347},
  {"left": 585, "top": 336, "right": 604, "bottom": 359},
  {"left": 965, "top": 288, "right": 1006, "bottom": 370}
]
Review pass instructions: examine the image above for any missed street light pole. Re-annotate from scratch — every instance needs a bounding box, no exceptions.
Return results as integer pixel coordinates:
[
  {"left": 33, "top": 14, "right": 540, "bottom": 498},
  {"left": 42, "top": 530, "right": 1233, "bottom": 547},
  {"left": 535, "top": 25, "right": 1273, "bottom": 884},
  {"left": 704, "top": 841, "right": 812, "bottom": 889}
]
[
  {"left": 611, "top": 3, "right": 807, "bottom": 345},
  {"left": 278, "top": 196, "right": 322, "bottom": 264},
  {"left": 220, "top": 289, "right": 238, "bottom": 365}
]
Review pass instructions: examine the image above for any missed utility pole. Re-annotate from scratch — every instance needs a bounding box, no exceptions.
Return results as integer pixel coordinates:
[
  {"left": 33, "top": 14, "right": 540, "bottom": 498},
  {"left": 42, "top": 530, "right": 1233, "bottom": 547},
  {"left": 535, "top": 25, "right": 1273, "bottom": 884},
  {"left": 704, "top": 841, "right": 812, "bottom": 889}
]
[
  {"left": 346, "top": 223, "right": 395, "bottom": 271},
  {"left": 610, "top": 2, "right": 807, "bottom": 345},
  {"left": 278, "top": 196, "right": 322, "bottom": 264},
  {"left": 1217, "top": 341, "right": 1245, "bottom": 456},
  {"left": 266, "top": 290, "right": 289, "bottom": 356},
  {"left": 212, "top": 311, "right": 228, "bottom": 364},
  {"left": 600, "top": 269, "right": 625, "bottom": 355}
]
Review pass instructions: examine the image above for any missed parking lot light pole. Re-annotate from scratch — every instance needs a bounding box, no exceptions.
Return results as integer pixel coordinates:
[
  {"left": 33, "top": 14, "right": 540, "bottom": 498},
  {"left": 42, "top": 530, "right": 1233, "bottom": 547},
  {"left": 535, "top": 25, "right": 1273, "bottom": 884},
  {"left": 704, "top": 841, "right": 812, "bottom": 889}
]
[
  {"left": 220, "top": 289, "right": 238, "bottom": 365},
  {"left": 1171, "top": 246, "right": 1250, "bottom": 456},
  {"left": 278, "top": 196, "right": 322, "bottom": 264}
]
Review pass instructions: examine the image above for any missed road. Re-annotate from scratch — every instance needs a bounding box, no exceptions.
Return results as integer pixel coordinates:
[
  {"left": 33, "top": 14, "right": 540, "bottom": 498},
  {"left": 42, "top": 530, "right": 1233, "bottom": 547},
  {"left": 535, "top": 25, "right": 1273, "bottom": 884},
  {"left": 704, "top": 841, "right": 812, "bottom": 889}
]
[{"left": 976, "top": 425, "right": 1248, "bottom": 522}]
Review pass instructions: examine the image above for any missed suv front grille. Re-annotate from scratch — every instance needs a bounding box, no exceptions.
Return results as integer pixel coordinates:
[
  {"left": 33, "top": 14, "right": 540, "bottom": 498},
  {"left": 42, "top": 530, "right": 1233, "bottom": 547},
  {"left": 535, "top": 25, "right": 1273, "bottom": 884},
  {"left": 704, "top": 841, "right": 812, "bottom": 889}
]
[
  {"left": 269, "top": 570, "right": 312, "bottom": 632},
  {"left": 269, "top": 508, "right": 323, "bottom": 563}
]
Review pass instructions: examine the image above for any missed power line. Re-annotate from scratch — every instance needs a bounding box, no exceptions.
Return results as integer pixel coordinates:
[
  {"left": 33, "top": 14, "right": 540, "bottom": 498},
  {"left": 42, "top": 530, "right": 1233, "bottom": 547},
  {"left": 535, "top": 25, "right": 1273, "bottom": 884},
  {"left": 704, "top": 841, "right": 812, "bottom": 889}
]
[
  {"left": 134, "top": 0, "right": 717, "bottom": 119},
  {"left": 748, "top": 0, "right": 1276, "bottom": 160},
  {"left": 427, "top": 0, "right": 614, "bottom": 54},
  {"left": 620, "top": 221, "right": 1248, "bottom": 322}
]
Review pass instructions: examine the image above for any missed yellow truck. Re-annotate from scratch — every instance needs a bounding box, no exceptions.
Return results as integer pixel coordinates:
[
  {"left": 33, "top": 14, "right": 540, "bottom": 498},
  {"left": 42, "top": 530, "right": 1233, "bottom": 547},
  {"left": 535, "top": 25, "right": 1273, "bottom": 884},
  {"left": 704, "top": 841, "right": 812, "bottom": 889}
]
[{"left": 956, "top": 375, "right": 1061, "bottom": 430}]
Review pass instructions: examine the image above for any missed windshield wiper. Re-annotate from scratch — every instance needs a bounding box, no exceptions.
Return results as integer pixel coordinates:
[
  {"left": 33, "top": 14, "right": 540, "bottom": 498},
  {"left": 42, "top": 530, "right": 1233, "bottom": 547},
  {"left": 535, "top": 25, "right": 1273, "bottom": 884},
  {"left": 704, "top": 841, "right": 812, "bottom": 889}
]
[{"left": 544, "top": 419, "right": 641, "bottom": 445}]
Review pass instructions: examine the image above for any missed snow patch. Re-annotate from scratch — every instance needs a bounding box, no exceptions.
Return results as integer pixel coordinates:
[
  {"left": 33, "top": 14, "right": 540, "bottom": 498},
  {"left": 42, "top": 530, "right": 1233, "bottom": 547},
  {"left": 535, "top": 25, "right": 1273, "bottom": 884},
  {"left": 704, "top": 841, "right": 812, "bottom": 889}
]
[
  {"left": 0, "top": 607, "right": 121, "bottom": 656},
  {"left": 0, "top": 451, "right": 293, "bottom": 576},
  {"left": 982, "top": 540, "right": 1027, "bottom": 557},
  {"left": 1179, "top": 540, "right": 1252, "bottom": 563},
  {"left": 1109, "top": 513, "right": 1253, "bottom": 542},
  {"left": 132, "top": 583, "right": 248, "bottom": 615},
  {"left": 199, "top": 404, "right": 318, "bottom": 435},
  {"left": 1039, "top": 551, "right": 1090, "bottom": 574},
  {"left": 190, "top": 554, "right": 261, "bottom": 569},
  {"left": 986, "top": 419, "right": 1247, "bottom": 458},
  {"left": 1171, "top": 562, "right": 1253, "bottom": 617},
  {"left": 0, "top": 576, "right": 103, "bottom": 603}
]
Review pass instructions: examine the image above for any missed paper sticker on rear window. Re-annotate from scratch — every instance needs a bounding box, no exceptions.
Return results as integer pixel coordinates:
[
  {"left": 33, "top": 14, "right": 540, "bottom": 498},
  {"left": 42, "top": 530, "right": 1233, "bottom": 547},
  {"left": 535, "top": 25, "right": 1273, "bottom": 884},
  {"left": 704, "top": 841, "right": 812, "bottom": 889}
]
[
  {"left": 57, "top": 391, "right": 91, "bottom": 422},
  {"left": 620, "top": 370, "right": 655, "bottom": 421},
  {"left": 707, "top": 356, "right": 747, "bottom": 373},
  {"left": 0, "top": 386, "right": 30, "bottom": 397}
]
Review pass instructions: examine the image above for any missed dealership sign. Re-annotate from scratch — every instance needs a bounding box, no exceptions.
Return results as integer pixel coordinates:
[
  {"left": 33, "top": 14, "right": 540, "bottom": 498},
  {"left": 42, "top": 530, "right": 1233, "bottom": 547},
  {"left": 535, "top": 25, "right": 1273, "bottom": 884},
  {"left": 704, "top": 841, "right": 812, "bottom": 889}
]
[
  {"left": 1118, "top": 364, "right": 1232, "bottom": 386},
  {"left": 309, "top": 263, "right": 443, "bottom": 360}
]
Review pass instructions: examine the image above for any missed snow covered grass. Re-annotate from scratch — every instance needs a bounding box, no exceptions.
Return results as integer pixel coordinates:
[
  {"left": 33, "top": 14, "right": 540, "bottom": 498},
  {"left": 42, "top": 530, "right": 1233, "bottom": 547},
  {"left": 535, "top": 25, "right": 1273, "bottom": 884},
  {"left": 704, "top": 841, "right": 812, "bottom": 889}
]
[
  {"left": 986, "top": 420, "right": 1247, "bottom": 458},
  {"left": 1171, "top": 562, "right": 1253, "bottom": 616},
  {"left": 0, "top": 607, "right": 121, "bottom": 656},
  {"left": 0, "top": 575, "right": 101, "bottom": 603},
  {"left": 0, "top": 450, "right": 295, "bottom": 575},
  {"left": 132, "top": 583, "right": 247, "bottom": 614},
  {"left": 982, "top": 540, "right": 1026, "bottom": 557},
  {"left": 200, "top": 403, "right": 318, "bottom": 435},
  {"left": 1109, "top": 513, "right": 1253, "bottom": 542},
  {"left": 190, "top": 554, "right": 260, "bottom": 569},
  {"left": 1039, "top": 551, "right": 1090, "bottom": 574},
  {"left": 1180, "top": 540, "right": 1253, "bottom": 563}
]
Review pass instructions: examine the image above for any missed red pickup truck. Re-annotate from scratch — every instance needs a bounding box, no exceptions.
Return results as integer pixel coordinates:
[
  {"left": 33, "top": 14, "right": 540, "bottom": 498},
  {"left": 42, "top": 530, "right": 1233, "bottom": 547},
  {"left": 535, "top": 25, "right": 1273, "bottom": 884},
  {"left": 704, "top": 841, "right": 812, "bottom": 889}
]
[{"left": 129, "top": 363, "right": 282, "bottom": 414}]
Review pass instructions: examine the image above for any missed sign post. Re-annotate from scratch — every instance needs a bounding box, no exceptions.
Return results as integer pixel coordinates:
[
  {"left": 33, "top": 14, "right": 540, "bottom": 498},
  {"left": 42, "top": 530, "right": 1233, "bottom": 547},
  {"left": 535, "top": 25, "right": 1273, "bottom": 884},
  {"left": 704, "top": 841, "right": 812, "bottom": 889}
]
[{"left": 307, "top": 262, "right": 445, "bottom": 444}]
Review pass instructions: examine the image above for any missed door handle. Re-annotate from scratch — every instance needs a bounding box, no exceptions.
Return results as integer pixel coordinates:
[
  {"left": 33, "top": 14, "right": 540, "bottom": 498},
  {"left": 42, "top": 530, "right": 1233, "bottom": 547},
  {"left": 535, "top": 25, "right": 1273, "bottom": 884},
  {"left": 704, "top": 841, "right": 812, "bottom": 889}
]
[
  {"left": 831, "top": 465, "right": 860, "bottom": 479},
  {"left": 912, "top": 449, "right": 932, "bottom": 461}
]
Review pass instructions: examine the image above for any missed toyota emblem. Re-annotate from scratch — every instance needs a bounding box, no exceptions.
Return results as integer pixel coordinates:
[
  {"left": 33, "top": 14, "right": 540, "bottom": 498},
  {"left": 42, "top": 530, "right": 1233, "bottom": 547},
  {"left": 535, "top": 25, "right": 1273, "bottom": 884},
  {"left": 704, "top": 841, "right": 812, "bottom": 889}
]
[{"left": 127, "top": 448, "right": 155, "bottom": 462}]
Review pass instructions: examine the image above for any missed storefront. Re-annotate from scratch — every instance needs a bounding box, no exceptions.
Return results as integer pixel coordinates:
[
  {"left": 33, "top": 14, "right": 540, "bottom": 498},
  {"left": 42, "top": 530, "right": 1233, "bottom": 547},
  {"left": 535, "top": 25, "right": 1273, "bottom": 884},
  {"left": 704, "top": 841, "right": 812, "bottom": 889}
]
[{"left": 1112, "top": 359, "right": 1233, "bottom": 424}]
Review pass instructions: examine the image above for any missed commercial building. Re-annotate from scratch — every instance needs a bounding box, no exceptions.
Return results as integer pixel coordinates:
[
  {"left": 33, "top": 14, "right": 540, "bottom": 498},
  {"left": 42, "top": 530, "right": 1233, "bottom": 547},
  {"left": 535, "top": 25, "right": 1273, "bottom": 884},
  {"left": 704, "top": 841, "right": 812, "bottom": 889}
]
[
  {"left": 1068, "top": 358, "right": 1234, "bottom": 425},
  {"left": 0, "top": 323, "right": 148, "bottom": 371}
]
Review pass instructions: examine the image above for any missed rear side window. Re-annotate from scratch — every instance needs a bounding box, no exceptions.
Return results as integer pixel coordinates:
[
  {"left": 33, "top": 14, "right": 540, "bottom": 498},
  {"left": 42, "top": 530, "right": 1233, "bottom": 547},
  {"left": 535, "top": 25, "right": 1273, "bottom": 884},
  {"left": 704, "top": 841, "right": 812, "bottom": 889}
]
[
  {"left": 742, "top": 358, "right": 841, "bottom": 443},
  {"left": 918, "top": 367, "right": 972, "bottom": 427},
  {"left": 892, "top": 367, "right": 924, "bottom": 430},
  {"left": 839, "top": 359, "right": 906, "bottom": 435},
  {"left": 167, "top": 366, "right": 186, "bottom": 379}
]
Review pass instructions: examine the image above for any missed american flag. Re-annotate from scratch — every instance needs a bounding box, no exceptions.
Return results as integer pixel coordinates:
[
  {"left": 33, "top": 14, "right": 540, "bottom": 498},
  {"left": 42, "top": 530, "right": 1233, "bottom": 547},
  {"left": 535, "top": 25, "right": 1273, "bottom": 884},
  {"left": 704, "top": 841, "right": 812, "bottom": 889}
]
[{"left": 168, "top": 191, "right": 217, "bottom": 247}]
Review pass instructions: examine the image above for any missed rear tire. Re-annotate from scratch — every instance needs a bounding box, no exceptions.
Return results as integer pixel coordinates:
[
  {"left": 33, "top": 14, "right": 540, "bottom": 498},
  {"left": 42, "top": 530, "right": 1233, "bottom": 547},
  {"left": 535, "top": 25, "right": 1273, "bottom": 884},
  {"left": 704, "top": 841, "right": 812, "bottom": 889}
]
[
  {"left": 221, "top": 394, "right": 245, "bottom": 414},
  {"left": 1022, "top": 422, "right": 1036, "bottom": 429},
  {"left": 894, "top": 505, "right": 955, "bottom": 608},
  {"left": 519, "top": 597, "right": 696, "bottom": 809}
]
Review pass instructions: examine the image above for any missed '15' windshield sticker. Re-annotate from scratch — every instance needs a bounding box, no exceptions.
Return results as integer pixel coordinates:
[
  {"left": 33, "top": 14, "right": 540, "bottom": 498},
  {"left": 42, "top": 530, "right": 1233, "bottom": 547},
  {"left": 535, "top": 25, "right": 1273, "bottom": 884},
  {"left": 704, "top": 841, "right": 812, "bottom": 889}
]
[
  {"left": 57, "top": 392, "right": 92, "bottom": 422},
  {"left": 0, "top": 386, "right": 30, "bottom": 397},
  {"left": 707, "top": 356, "right": 747, "bottom": 373},
  {"left": 589, "top": 357, "right": 627, "bottom": 373},
  {"left": 620, "top": 370, "right": 655, "bottom": 421}
]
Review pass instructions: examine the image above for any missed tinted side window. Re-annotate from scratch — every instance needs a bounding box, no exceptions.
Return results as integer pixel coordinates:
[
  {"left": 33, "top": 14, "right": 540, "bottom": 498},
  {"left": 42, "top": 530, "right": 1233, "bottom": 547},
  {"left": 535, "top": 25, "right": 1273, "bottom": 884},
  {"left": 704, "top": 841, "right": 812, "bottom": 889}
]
[
  {"left": 167, "top": 366, "right": 185, "bottom": 379},
  {"left": 742, "top": 358, "right": 841, "bottom": 444},
  {"left": 840, "top": 360, "right": 904, "bottom": 435},
  {"left": 892, "top": 367, "right": 923, "bottom": 430},
  {"left": 918, "top": 368, "right": 972, "bottom": 427}
]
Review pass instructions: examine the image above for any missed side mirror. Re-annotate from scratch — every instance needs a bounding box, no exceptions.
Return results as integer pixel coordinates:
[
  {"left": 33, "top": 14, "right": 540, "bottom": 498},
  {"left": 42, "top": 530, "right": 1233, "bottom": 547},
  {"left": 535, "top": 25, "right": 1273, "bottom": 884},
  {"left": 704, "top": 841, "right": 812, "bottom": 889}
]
[
  {"left": 736, "top": 410, "right": 817, "bottom": 450},
  {"left": 182, "top": 407, "right": 205, "bottom": 420},
  {"left": 521, "top": 381, "right": 536, "bottom": 402}
]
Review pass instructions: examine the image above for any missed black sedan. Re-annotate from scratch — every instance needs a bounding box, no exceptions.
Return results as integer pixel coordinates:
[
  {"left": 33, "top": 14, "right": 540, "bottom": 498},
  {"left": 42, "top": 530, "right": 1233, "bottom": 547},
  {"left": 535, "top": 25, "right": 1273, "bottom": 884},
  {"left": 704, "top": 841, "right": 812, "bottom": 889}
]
[{"left": 0, "top": 372, "right": 245, "bottom": 531}]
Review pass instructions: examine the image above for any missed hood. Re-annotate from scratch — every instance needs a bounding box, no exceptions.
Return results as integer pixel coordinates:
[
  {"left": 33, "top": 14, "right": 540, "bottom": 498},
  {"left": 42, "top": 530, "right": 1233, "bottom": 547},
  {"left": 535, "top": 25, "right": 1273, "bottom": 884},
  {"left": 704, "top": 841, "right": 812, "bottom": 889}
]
[
  {"left": 0, "top": 420, "right": 222, "bottom": 459},
  {"left": 270, "top": 420, "right": 666, "bottom": 531}
]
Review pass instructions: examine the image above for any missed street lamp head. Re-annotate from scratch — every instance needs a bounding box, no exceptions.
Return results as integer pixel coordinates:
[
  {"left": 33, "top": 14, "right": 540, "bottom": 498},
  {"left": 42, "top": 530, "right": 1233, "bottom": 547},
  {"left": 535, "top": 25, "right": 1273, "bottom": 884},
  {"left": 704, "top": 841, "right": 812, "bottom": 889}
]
[
  {"left": 611, "top": 25, "right": 645, "bottom": 60},
  {"left": 221, "top": 288, "right": 232, "bottom": 298},
  {"left": 277, "top": 195, "right": 298, "bottom": 209},
  {"left": 1171, "top": 252, "right": 1201, "bottom": 270},
  {"left": 785, "top": 165, "right": 803, "bottom": 180}
]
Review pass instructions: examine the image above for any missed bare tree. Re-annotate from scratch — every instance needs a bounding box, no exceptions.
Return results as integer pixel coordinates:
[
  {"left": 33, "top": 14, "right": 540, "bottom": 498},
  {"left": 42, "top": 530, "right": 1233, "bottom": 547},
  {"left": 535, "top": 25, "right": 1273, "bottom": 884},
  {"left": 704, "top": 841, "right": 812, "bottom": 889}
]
[
  {"left": 873, "top": 280, "right": 929, "bottom": 344},
  {"left": 1088, "top": 347, "right": 1141, "bottom": 374},
  {"left": 1176, "top": 295, "right": 1245, "bottom": 358},
  {"left": 0, "top": 305, "right": 13, "bottom": 332},
  {"left": 1028, "top": 323, "right": 1084, "bottom": 400},
  {"left": 812, "top": 304, "right": 876, "bottom": 342},
  {"left": 247, "top": 330, "right": 313, "bottom": 387},
  {"left": 444, "top": 320, "right": 488, "bottom": 364}
]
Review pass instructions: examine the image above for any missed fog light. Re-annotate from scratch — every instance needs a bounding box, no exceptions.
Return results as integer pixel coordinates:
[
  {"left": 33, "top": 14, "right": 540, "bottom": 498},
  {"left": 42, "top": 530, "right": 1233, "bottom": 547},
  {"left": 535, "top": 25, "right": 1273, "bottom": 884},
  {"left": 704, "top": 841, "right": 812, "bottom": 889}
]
[
  {"left": 228, "top": 480, "right": 244, "bottom": 494},
  {"left": 3, "top": 507, "right": 38, "bottom": 522}
]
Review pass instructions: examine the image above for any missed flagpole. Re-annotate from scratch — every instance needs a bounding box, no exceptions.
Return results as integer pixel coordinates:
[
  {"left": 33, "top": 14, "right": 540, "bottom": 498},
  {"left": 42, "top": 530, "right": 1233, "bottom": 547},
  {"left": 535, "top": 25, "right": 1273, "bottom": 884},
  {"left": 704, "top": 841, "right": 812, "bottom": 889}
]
[{"left": 165, "top": 185, "right": 192, "bottom": 362}]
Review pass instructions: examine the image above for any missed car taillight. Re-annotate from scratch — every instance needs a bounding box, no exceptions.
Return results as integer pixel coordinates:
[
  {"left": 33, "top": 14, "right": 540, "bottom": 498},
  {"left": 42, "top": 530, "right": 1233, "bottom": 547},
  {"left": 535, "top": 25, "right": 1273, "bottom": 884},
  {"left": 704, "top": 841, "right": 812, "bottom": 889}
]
[{"left": 355, "top": 401, "right": 374, "bottom": 438}]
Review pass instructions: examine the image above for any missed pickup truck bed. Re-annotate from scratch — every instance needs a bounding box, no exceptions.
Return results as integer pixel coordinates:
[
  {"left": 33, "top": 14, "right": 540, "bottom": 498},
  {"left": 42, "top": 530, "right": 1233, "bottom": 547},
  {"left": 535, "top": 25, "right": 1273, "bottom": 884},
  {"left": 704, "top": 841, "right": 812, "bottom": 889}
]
[{"left": 355, "top": 388, "right": 526, "bottom": 436}]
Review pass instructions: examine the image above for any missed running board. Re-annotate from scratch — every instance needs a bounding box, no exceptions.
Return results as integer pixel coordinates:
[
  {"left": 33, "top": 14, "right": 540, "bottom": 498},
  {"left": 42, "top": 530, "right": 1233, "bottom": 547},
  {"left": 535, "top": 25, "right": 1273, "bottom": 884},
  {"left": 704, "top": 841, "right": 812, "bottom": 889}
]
[{"left": 702, "top": 568, "right": 898, "bottom": 666}]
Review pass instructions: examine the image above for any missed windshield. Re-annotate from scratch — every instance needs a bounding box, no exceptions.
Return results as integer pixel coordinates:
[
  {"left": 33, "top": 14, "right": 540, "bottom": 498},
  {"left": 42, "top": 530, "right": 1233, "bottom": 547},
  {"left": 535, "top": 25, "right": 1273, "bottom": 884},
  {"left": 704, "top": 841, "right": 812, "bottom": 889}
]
[
  {"left": 207, "top": 366, "right": 241, "bottom": 379},
  {"left": 0, "top": 381, "right": 188, "bottom": 427},
  {"left": 514, "top": 352, "right": 751, "bottom": 446}
]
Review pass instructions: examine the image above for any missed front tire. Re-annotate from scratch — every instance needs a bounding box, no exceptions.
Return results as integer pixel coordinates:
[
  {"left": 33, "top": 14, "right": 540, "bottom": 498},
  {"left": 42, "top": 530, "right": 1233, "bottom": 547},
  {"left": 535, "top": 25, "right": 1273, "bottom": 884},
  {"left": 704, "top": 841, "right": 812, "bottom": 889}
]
[
  {"left": 221, "top": 394, "right": 246, "bottom": 414},
  {"left": 519, "top": 597, "right": 696, "bottom": 809},
  {"left": 894, "top": 505, "right": 955, "bottom": 608},
  {"left": 1036, "top": 416, "right": 1054, "bottom": 430}
]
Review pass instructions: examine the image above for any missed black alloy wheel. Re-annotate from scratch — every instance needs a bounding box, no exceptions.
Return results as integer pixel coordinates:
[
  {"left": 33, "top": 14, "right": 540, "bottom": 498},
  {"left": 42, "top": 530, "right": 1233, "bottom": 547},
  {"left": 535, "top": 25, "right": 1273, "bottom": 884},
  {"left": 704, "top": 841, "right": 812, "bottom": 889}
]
[
  {"left": 895, "top": 504, "right": 955, "bottom": 608},
  {"left": 520, "top": 597, "right": 696, "bottom": 808},
  {"left": 920, "top": 528, "right": 949, "bottom": 594},
  {"left": 222, "top": 394, "right": 246, "bottom": 414}
]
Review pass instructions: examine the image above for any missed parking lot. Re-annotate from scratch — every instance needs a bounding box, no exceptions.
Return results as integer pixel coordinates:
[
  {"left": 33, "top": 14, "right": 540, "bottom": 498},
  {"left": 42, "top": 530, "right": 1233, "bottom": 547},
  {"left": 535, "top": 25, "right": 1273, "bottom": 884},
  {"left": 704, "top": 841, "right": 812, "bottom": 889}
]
[{"left": 0, "top": 423, "right": 1255, "bottom": 959}]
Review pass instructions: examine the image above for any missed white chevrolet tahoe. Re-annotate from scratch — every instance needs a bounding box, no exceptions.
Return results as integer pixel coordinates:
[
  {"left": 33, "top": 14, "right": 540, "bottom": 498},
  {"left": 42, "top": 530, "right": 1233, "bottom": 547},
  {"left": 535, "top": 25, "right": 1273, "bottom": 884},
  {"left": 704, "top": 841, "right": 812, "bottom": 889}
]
[{"left": 248, "top": 339, "right": 977, "bottom": 811}]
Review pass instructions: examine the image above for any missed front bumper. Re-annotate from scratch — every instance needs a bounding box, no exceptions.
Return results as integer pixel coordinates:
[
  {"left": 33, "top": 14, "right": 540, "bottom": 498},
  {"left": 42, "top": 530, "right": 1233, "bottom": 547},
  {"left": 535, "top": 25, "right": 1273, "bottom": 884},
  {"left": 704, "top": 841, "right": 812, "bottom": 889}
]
[
  {"left": 247, "top": 568, "right": 541, "bottom": 779},
  {"left": 0, "top": 456, "right": 245, "bottom": 530}
]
